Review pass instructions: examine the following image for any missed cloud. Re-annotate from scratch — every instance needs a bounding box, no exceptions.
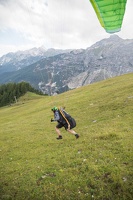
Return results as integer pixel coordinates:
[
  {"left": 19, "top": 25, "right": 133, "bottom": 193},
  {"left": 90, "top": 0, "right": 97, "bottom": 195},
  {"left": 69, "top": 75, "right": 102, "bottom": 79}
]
[{"left": 0, "top": 0, "right": 133, "bottom": 56}]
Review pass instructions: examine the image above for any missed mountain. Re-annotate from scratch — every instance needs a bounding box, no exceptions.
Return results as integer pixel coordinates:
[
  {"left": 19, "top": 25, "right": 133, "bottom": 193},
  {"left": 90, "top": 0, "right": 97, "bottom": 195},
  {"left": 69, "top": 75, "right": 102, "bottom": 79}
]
[
  {"left": 0, "top": 35, "right": 133, "bottom": 95},
  {"left": 0, "top": 47, "right": 71, "bottom": 74},
  {"left": 68, "top": 35, "right": 133, "bottom": 89}
]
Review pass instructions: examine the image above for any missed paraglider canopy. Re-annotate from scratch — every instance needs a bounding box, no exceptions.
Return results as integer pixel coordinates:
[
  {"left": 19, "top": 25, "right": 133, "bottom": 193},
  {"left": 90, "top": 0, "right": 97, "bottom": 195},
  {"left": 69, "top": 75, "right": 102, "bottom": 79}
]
[{"left": 90, "top": 0, "right": 127, "bottom": 33}]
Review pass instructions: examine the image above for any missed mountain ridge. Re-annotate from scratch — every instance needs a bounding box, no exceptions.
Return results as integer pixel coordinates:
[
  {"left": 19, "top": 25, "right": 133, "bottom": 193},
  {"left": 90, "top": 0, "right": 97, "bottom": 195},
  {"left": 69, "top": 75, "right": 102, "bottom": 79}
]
[
  {"left": 0, "top": 35, "right": 133, "bottom": 95},
  {"left": 0, "top": 47, "right": 72, "bottom": 74}
]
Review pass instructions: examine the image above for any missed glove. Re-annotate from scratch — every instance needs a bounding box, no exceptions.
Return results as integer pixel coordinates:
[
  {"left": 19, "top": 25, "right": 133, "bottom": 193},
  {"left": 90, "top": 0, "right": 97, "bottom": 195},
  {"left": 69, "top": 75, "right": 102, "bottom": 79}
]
[{"left": 51, "top": 118, "right": 54, "bottom": 122}]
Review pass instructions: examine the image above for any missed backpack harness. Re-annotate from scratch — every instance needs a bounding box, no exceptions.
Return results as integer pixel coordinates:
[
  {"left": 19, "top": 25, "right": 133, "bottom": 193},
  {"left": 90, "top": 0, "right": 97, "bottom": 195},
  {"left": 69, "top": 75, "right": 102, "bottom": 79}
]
[{"left": 59, "top": 108, "right": 71, "bottom": 130}]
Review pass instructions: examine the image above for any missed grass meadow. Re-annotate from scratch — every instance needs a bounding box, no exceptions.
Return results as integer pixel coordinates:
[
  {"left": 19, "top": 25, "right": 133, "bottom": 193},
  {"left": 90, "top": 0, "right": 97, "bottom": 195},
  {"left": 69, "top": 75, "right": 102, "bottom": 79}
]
[{"left": 0, "top": 73, "right": 133, "bottom": 200}]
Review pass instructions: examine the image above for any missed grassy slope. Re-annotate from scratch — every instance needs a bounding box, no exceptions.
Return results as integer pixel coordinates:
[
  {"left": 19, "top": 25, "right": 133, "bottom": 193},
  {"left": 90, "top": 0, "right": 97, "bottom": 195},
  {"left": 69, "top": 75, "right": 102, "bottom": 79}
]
[{"left": 0, "top": 73, "right": 133, "bottom": 200}]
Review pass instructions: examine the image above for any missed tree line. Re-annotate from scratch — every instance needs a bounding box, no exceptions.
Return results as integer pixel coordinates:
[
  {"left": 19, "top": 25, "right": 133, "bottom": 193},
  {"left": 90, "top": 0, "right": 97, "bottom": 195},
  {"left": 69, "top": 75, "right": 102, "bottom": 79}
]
[{"left": 0, "top": 82, "right": 44, "bottom": 107}]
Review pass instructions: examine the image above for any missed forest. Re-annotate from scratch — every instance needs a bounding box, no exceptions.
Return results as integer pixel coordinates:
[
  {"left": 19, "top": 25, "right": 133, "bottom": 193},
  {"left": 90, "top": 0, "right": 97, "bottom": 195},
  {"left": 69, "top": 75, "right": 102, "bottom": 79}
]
[{"left": 0, "top": 82, "right": 44, "bottom": 107}]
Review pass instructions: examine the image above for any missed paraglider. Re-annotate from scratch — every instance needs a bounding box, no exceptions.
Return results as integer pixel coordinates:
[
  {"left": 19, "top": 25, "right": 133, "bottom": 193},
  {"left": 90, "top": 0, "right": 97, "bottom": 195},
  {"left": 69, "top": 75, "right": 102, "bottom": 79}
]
[{"left": 90, "top": 0, "right": 127, "bottom": 33}]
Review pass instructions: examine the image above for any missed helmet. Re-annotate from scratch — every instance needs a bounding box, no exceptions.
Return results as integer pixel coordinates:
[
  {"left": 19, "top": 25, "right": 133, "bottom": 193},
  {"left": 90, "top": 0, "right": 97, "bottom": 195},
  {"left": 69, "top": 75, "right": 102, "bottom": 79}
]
[{"left": 51, "top": 106, "right": 58, "bottom": 111}]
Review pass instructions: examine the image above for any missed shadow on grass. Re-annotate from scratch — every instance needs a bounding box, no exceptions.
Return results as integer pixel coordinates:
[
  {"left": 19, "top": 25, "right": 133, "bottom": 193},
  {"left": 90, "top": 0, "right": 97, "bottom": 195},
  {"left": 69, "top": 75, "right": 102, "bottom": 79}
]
[{"left": 95, "top": 133, "right": 120, "bottom": 140}]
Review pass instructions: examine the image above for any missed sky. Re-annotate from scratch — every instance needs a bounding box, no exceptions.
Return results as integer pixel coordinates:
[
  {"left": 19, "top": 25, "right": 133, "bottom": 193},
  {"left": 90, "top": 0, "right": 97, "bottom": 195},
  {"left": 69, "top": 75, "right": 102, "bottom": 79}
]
[{"left": 0, "top": 0, "right": 133, "bottom": 57}]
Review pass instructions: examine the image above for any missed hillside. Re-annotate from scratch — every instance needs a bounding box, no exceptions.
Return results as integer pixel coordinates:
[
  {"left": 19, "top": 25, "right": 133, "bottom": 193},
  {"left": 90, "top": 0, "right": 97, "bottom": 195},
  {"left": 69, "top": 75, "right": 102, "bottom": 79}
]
[{"left": 0, "top": 73, "right": 133, "bottom": 200}]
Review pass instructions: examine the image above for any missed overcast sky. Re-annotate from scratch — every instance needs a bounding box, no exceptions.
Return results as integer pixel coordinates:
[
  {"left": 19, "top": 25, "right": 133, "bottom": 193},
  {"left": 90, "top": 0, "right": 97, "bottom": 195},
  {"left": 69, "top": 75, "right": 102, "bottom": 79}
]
[{"left": 0, "top": 0, "right": 133, "bottom": 57}]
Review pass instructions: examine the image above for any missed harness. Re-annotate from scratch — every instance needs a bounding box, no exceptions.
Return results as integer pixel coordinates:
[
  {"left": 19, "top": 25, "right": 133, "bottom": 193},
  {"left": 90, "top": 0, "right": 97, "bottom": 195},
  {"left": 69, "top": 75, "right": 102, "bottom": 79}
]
[{"left": 59, "top": 108, "right": 71, "bottom": 130}]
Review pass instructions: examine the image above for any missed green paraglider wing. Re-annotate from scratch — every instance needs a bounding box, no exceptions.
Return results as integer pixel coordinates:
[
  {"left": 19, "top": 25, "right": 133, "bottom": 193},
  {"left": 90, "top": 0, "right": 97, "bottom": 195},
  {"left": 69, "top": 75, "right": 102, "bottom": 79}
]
[{"left": 90, "top": 0, "right": 127, "bottom": 33}]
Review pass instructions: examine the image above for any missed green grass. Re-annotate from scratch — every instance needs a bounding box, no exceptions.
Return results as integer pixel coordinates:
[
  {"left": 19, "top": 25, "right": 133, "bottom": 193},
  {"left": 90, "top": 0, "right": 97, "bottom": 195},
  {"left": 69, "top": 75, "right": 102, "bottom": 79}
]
[{"left": 0, "top": 73, "right": 133, "bottom": 200}]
